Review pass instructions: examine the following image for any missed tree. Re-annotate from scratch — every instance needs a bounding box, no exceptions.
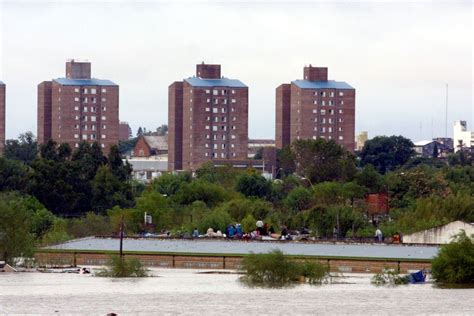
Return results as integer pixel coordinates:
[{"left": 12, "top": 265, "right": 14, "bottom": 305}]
[
  {"left": 235, "top": 173, "right": 271, "bottom": 199},
  {"left": 91, "top": 166, "right": 132, "bottom": 214},
  {"left": 277, "top": 146, "right": 296, "bottom": 178},
  {"left": 4, "top": 132, "right": 38, "bottom": 164},
  {"left": 291, "top": 139, "right": 356, "bottom": 183},
  {"left": 0, "top": 192, "right": 37, "bottom": 263},
  {"left": 359, "top": 135, "right": 415, "bottom": 173},
  {"left": 284, "top": 187, "right": 314, "bottom": 212},
  {"left": 108, "top": 145, "right": 132, "bottom": 181},
  {"left": 431, "top": 231, "right": 474, "bottom": 284},
  {"left": 355, "top": 164, "right": 384, "bottom": 193},
  {"left": 136, "top": 127, "right": 143, "bottom": 137},
  {"left": 0, "top": 157, "right": 28, "bottom": 191},
  {"left": 156, "top": 124, "right": 168, "bottom": 136}
]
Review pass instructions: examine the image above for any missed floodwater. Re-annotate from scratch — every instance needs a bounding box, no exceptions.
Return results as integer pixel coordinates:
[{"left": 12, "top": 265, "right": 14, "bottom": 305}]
[
  {"left": 48, "top": 237, "right": 439, "bottom": 259},
  {"left": 1, "top": 269, "right": 472, "bottom": 315}
]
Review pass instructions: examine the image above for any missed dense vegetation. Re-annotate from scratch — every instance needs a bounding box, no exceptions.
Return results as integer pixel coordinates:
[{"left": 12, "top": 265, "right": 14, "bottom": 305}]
[
  {"left": 431, "top": 231, "right": 474, "bottom": 284},
  {"left": 96, "top": 256, "right": 148, "bottom": 278},
  {"left": 0, "top": 133, "right": 473, "bottom": 263},
  {"left": 240, "top": 250, "right": 328, "bottom": 287}
]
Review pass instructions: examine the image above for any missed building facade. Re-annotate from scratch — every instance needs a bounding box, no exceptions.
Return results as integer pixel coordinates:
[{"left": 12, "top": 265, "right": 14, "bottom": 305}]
[
  {"left": 0, "top": 82, "right": 5, "bottom": 155},
  {"left": 119, "top": 122, "right": 132, "bottom": 141},
  {"left": 37, "top": 60, "right": 119, "bottom": 151},
  {"left": 168, "top": 63, "right": 249, "bottom": 171},
  {"left": 453, "top": 120, "right": 473, "bottom": 152},
  {"left": 275, "top": 65, "right": 356, "bottom": 151}
]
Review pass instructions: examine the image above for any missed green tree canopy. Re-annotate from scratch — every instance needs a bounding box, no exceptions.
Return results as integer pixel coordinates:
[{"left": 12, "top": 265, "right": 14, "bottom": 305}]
[{"left": 359, "top": 135, "right": 415, "bottom": 173}]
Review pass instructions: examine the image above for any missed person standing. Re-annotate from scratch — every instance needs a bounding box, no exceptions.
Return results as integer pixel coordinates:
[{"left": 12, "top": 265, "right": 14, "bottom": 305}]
[{"left": 375, "top": 228, "right": 383, "bottom": 243}]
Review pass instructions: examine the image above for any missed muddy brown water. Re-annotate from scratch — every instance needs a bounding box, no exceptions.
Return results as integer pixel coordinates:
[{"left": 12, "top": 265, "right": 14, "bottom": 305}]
[{"left": 0, "top": 269, "right": 472, "bottom": 315}]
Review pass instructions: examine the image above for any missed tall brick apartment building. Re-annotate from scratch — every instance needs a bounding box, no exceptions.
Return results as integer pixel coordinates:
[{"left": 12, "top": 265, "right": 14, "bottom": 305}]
[
  {"left": 37, "top": 60, "right": 119, "bottom": 151},
  {"left": 0, "top": 81, "right": 5, "bottom": 154},
  {"left": 168, "top": 63, "right": 248, "bottom": 171},
  {"left": 276, "top": 65, "right": 355, "bottom": 151}
]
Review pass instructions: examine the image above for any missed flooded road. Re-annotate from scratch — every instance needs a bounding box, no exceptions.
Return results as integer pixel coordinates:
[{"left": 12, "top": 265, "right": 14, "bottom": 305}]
[{"left": 0, "top": 269, "right": 472, "bottom": 315}]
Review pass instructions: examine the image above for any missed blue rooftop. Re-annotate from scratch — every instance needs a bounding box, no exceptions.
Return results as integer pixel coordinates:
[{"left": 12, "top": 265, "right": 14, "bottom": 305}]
[
  {"left": 293, "top": 80, "right": 354, "bottom": 90},
  {"left": 53, "top": 78, "right": 118, "bottom": 86},
  {"left": 185, "top": 77, "right": 247, "bottom": 88},
  {"left": 0, "top": 81, "right": 4, "bottom": 85}
]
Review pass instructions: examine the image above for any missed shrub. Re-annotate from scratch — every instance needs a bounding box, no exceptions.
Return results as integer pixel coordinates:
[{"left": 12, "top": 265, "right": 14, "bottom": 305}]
[
  {"left": 240, "top": 249, "right": 328, "bottom": 287},
  {"left": 96, "top": 256, "right": 148, "bottom": 277},
  {"left": 371, "top": 269, "right": 409, "bottom": 286},
  {"left": 432, "top": 231, "right": 474, "bottom": 284}
]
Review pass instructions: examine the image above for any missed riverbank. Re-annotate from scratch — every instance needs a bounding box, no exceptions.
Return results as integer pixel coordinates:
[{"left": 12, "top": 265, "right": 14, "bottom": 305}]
[{"left": 0, "top": 268, "right": 472, "bottom": 315}]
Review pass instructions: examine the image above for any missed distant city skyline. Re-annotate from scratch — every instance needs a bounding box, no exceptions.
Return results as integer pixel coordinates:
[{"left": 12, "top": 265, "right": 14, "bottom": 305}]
[{"left": 0, "top": 0, "right": 472, "bottom": 142}]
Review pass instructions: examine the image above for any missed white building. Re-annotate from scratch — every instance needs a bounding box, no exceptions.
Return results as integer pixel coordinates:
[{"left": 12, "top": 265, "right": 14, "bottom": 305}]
[
  {"left": 453, "top": 120, "right": 474, "bottom": 152},
  {"left": 403, "top": 221, "right": 474, "bottom": 244}
]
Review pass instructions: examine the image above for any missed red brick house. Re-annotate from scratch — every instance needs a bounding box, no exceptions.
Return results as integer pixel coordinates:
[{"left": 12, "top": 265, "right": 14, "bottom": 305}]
[{"left": 133, "top": 135, "right": 168, "bottom": 157}]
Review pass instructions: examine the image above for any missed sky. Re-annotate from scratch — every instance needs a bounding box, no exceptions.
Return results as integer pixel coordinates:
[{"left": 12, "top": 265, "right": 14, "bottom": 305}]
[{"left": 0, "top": 0, "right": 472, "bottom": 141}]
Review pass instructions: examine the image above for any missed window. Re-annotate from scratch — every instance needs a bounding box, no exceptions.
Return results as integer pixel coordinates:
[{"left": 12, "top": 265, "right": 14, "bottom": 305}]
[
  {"left": 222, "top": 90, "right": 227, "bottom": 95},
  {"left": 223, "top": 99, "right": 228, "bottom": 104},
  {"left": 339, "top": 118, "right": 343, "bottom": 123},
  {"left": 190, "top": 98, "right": 193, "bottom": 103},
  {"left": 102, "top": 106, "right": 107, "bottom": 111},
  {"left": 75, "top": 143, "right": 79, "bottom": 148},
  {"left": 321, "top": 127, "right": 326, "bottom": 133},
  {"left": 190, "top": 107, "right": 193, "bottom": 112},
  {"left": 74, "top": 124, "right": 79, "bottom": 129},
  {"left": 207, "top": 98, "right": 210, "bottom": 103},
  {"left": 313, "top": 100, "right": 318, "bottom": 105},
  {"left": 222, "top": 144, "right": 226, "bottom": 149},
  {"left": 328, "top": 118, "right": 333, "bottom": 124},
  {"left": 312, "top": 109, "right": 317, "bottom": 114},
  {"left": 212, "top": 126, "right": 218, "bottom": 131},
  {"left": 231, "top": 134, "right": 236, "bottom": 139},
  {"left": 212, "top": 108, "right": 218, "bottom": 113},
  {"left": 91, "top": 116, "right": 96, "bottom": 122},
  {"left": 101, "top": 134, "right": 106, "bottom": 139},
  {"left": 213, "top": 135, "right": 218, "bottom": 140},
  {"left": 222, "top": 135, "right": 226, "bottom": 140},
  {"left": 101, "top": 88, "right": 107, "bottom": 93},
  {"left": 312, "top": 136, "right": 317, "bottom": 140},
  {"left": 214, "top": 99, "right": 218, "bottom": 104},
  {"left": 91, "top": 107, "right": 96, "bottom": 112},
  {"left": 74, "top": 106, "right": 79, "bottom": 111},
  {"left": 91, "top": 88, "right": 97, "bottom": 94},
  {"left": 313, "top": 91, "right": 318, "bottom": 96},
  {"left": 91, "top": 134, "right": 96, "bottom": 140},
  {"left": 74, "top": 97, "right": 79, "bottom": 102},
  {"left": 75, "top": 116, "right": 79, "bottom": 120},
  {"left": 101, "top": 116, "right": 106, "bottom": 120},
  {"left": 338, "top": 127, "right": 343, "bottom": 132},
  {"left": 232, "top": 153, "right": 236, "bottom": 157},
  {"left": 338, "top": 91, "right": 344, "bottom": 97},
  {"left": 206, "top": 134, "right": 210, "bottom": 139},
  {"left": 74, "top": 134, "right": 79, "bottom": 139},
  {"left": 322, "top": 118, "right": 326, "bottom": 123},
  {"left": 213, "top": 90, "right": 218, "bottom": 95},
  {"left": 221, "top": 108, "right": 226, "bottom": 113},
  {"left": 339, "top": 109, "right": 343, "bottom": 114},
  {"left": 205, "top": 89, "right": 210, "bottom": 94},
  {"left": 313, "top": 127, "right": 317, "bottom": 131},
  {"left": 82, "top": 97, "right": 88, "bottom": 103},
  {"left": 212, "top": 153, "right": 217, "bottom": 158},
  {"left": 213, "top": 117, "right": 219, "bottom": 122},
  {"left": 231, "top": 108, "right": 235, "bottom": 112},
  {"left": 74, "top": 88, "right": 79, "bottom": 93},
  {"left": 102, "top": 98, "right": 106, "bottom": 102},
  {"left": 213, "top": 144, "right": 218, "bottom": 149},
  {"left": 83, "top": 107, "right": 88, "bottom": 112},
  {"left": 102, "top": 125, "right": 106, "bottom": 130},
  {"left": 101, "top": 144, "right": 105, "bottom": 148},
  {"left": 205, "top": 153, "right": 209, "bottom": 157},
  {"left": 84, "top": 125, "right": 88, "bottom": 131},
  {"left": 205, "top": 107, "right": 210, "bottom": 112},
  {"left": 329, "top": 100, "right": 333, "bottom": 106},
  {"left": 83, "top": 88, "right": 88, "bottom": 94},
  {"left": 82, "top": 134, "right": 87, "bottom": 140},
  {"left": 320, "top": 91, "right": 326, "bottom": 97},
  {"left": 231, "top": 99, "right": 236, "bottom": 103},
  {"left": 321, "top": 109, "right": 326, "bottom": 115},
  {"left": 221, "top": 153, "right": 226, "bottom": 158},
  {"left": 340, "top": 100, "right": 344, "bottom": 105},
  {"left": 232, "top": 116, "right": 236, "bottom": 121},
  {"left": 339, "top": 136, "right": 344, "bottom": 140},
  {"left": 322, "top": 100, "right": 326, "bottom": 106},
  {"left": 330, "top": 92, "right": 334, "bottom": 97},
  {"left": 231, "top": 90, "right": 235, "bottom": 94},
  {"left": 205, "top": 143, "right": 209, "bottom": 148},
  {"left": 231, "top": 144, "right": 235, "bottom": 148},
  {"left": 231, "top": 126, "right": 236, "bottom": 130},
  {"left": 206, "top": 116, "right": 211, "bottom": 121},
  {"left": 328, "top": 127, "right": 333, "bottom": 132}
]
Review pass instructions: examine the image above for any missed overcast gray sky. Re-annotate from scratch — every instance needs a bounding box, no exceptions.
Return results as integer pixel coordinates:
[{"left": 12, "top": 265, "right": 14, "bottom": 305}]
[{"left": 0, "top": 0, "right": 472, "bottom": 141}]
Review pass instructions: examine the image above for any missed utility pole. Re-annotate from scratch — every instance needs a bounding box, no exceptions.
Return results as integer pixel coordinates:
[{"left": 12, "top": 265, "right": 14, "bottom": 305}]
[
  {"left": 119, "top": 215, "right": 124, "bottom": 259},
  {"left": 445, "top": 83, "right": 449, "bottom": 137}
]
